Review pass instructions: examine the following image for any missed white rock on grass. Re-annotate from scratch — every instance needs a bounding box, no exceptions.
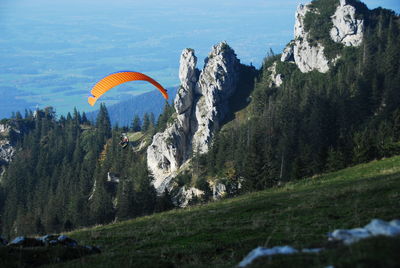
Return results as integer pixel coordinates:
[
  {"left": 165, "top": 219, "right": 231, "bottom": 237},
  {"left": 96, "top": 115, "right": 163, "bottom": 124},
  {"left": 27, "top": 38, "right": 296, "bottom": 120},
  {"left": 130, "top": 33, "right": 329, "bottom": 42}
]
[
  {"left": 329, "top": 219, "right": 400, "bottom": 245},
  {"left": 364, "top": 219, "right": 400, "bottom": 237},
  {"left": 238, "top": 246, "right": 322, "bottom": 267},
  {"left": 239, "top": 219, "right": 400, "bottom": 267},
  {"left": 329, "top": 228, "right": 371, "bottom": 245},
  {"left": 238, "top": 246, "right": 298, "bottom": 267}
]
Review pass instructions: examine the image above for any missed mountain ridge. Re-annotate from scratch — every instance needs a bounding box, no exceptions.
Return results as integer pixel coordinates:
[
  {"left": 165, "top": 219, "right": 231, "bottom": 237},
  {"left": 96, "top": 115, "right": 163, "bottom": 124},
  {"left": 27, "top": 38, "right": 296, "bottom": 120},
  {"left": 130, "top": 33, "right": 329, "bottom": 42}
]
[{"left": 144, "top": 0, "right": 397, "bottom": 205}]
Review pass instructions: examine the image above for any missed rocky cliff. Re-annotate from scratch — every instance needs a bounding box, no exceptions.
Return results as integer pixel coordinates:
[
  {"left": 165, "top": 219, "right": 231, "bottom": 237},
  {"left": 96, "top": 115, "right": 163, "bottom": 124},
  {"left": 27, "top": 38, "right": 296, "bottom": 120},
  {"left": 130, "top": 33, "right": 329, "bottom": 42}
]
[
  {"left": 330, "top": 0, "right": 364, "bottom": 46},
  {"left": 281, "top": 0, "right": 364, "bottom": 74},
  {"left": 147, "top": 0, "right": 366, "bottom": 197},
  {"left": 192, "top": 43, "right": 240, "bottom": 154},
  {"left": 293, "top": 3, "right": 332, "bottom": 73},
  {"left": 147, "top": 42, "right": 241, "bottom": 193},
  {"left": 0, "top": 123, "right": 16, "bottom": 179},
  {"left": 0, "top": 140, "right": 14, "bottom": 165}
]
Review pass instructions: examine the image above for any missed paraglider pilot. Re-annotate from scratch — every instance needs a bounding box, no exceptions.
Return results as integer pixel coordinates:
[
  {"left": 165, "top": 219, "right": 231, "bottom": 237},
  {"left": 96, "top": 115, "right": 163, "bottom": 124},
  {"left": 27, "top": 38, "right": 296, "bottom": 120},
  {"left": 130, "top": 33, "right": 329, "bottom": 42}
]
[{"left": 120, "top": 133, "right": 129, "bottom": 148}]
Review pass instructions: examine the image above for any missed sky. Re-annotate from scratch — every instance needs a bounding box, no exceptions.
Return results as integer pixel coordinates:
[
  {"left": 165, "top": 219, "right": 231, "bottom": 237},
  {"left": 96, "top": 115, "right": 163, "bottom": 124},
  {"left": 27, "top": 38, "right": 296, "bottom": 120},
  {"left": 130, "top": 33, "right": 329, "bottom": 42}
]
[{"left": 0, "top": 0, "right": 399, "bottom": 118}]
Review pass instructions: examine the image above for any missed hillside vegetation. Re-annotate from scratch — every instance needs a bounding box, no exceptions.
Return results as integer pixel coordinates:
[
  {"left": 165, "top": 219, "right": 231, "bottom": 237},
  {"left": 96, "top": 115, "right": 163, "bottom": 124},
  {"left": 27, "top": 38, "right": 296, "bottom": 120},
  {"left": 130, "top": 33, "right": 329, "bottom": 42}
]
[
  {"left": 198, "top": 3, "right": 400, "bottom": 194},
  {"left": 1, "top": 1, "right": 399, "bottom": 266},
  {"left": 0, "top": 104, "right": 175, "bottom": 238},
  {"left": 45, "top": 155, "right": 400, "bottom": 268}
]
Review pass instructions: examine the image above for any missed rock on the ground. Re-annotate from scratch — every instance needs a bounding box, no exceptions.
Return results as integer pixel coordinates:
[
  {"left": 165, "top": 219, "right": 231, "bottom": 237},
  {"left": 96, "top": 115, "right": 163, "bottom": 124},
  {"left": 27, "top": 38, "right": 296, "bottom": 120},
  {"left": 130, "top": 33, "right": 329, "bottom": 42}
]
[
  {"left": 238, "top": 246, "right": 322, "bottom": 267},
  {"left": 328, "top": 218, "right": 400, "bottom": 245},
  {"left": 9, "top": 236, "right": 44, "bottom": 247}
]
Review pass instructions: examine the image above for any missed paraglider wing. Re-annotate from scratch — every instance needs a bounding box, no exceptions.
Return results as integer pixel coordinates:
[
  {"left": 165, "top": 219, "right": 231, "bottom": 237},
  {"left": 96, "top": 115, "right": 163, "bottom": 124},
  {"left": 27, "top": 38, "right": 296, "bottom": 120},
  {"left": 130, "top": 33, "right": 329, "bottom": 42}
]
[{"left": 88, "top": 71, "right": 168, "bottom": 106}]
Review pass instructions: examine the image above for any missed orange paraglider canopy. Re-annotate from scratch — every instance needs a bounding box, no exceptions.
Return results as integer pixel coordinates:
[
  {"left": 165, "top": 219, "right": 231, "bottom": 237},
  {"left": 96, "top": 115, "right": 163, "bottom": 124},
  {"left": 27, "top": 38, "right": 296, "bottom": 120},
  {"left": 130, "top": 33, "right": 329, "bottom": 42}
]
[{"left": 88, "top": 71, "right": 168, "bottom": 106}]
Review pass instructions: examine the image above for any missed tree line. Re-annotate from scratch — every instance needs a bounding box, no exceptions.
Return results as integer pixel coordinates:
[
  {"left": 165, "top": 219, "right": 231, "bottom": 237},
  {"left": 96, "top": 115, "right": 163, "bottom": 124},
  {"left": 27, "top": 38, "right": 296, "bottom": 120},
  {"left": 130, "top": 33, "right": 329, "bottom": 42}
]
[
  {"left": 192, "top": 6, "right": 400, "bottom": 195},
  {"left": 0, "top": 103, "right": 174, "bottom": 238}
]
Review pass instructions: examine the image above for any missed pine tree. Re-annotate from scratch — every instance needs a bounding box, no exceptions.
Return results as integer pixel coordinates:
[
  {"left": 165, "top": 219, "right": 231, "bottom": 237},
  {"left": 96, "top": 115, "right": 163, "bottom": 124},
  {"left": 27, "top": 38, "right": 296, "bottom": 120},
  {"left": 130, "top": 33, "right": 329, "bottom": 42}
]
[
  {"left": 89, "top": 177, "right": 114, "bottom": 225},
  {"left": 81, "top": 112, "right": 89, "bottom": 124},
  {"left": 131, "top": 115, "right": 141, "bottom": 132},
  {"left": 142, "top": 113, "right": 150, "bottom": 132},
  {"left": 96, "top": 103, "right": 112, "bottom": 144},
  {"left": 157, "top": 102, "right": 174, "bottom": 132},
  {"left": 116, "top": 180, "right": 137, "bottom": 220},
  {"left": 156, "top": 189, "right": 175, "bottom": 212}
]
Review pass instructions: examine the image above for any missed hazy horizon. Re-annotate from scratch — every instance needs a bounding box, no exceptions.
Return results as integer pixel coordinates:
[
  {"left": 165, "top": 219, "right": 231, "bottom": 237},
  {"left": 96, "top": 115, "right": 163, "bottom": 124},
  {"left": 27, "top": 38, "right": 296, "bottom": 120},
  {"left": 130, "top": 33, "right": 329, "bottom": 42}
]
[{"left": 0, "top": 0, "right": 399, "bottom": 118}]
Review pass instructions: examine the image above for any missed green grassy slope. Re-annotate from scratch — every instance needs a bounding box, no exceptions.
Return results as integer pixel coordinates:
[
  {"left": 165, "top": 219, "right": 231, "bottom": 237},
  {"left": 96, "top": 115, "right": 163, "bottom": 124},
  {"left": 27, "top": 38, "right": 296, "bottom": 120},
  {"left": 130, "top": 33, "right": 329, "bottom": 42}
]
[{"left": 47, "top": 156, "right": 400, "bottom": 267}]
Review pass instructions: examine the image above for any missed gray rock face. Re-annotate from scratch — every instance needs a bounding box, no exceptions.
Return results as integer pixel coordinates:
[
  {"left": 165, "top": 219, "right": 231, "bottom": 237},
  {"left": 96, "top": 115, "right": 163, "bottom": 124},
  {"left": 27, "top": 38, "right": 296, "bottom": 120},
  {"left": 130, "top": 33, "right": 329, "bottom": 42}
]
[
  {"left": 174, "top": 186, "right": 204, "bottom": 207},
  {"left": 176, "top": 49, "right": 197, "bottom": 113},
  {"left": 281, "top": 41, "right": 295, "bottom": 62},
  {"left": 0, "top": 123, "right": 16, "bottom": 179},
  {"left": 281, "top": 1, "right": 363, "bottom": 73},
  {"left": 330, "top": 0, "right": 364, "bottom": 46},
  {"left": 192, "top": 42, "right": 240, "bottom": 153},
  {"left": 292, "top": 4, "right": 331, "bottom": 73},
  {"left": 0, "top": 124, "right": 11, "bottom": 134},
  {"left": 0, "top": 140, "right": 14, "bottom": 164},
  {"left": 147, "top": 124, "right": 190, "bottom": 190},
  {"left": 175, "top": 48, "right": 199, "bottom": 134},
  {"left": 267, "top": 62, "right": 283, "bottom": 87},
  {"left": 147, "top": 42, "right": 240, "bottom": 193},
  {"left": 147, "top": 48, "right": 199, "bottom": 191},
  {"left": 0, "top": 124, "right": 15, "bottom": 171},
  {"left": 211, "top": 182, "right": 227, "bottom": 200}
]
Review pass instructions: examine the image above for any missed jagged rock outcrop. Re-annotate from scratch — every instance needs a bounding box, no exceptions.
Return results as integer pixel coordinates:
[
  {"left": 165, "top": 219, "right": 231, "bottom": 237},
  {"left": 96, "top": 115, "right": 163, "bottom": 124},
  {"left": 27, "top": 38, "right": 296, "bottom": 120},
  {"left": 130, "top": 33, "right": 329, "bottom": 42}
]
[
  {"left": 281, "top": 41, "right": 295, "bottom": 62},
  {"left": 0, "top": 124, "right": 11, "bottom": 134},
  {"left": 0, "top": 140, "right": 14, "bottom": 164},
  {"left": 281, "top": 0, "right": 363, "bottom": 73},
  {"left": 147, "top": 48, "right": 199, "bottom": 191},
  {"left": 175, "top": 49, "right": 198, "bottom": 133},
  {"left": 292, "top": 3, "right": 331, "bottom": 73},
  {"left": 267, "top": 62, "right": 283, "bottom": 87},
  {"left": 0, "top": 123, "right": 16, "bottom": 179},
  {"left": 192, "top": 42, "right": 240, "bottom": 153},
  {"left": 210, "top": 181, "right": 227, "bottom": 200},
  {"left": 147, "top": 123, "right": 190, "bottom": 190},
  {"left": 330, "top": 0, "right": 364, "bottom": 46},
  {"left": 174, "top": 186, "right": 204, "bottom": 207},
  {"left": 147, "top": 42, "right": 240, "bottom": 194}
]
